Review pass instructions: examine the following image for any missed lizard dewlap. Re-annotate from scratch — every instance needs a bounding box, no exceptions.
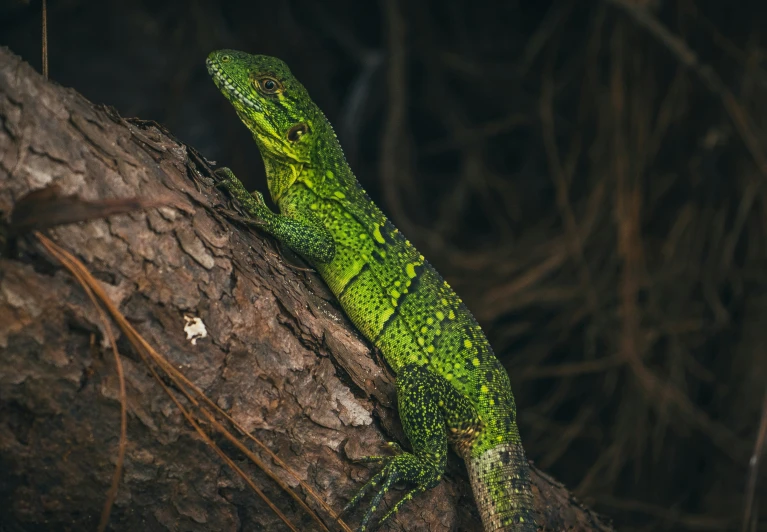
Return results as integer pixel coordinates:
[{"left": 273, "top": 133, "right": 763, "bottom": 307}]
[{"left": 206, "top": 49, "right": 536, "bottom": 532}]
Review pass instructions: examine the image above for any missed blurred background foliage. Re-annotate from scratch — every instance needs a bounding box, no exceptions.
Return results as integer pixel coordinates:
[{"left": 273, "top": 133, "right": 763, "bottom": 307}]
[{"left": 2, "top": 0, "right": 766, "bottom": 530}]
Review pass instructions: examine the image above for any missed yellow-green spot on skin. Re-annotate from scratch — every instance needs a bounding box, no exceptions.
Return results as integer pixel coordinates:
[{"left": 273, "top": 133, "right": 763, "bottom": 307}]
[
  {"left": 441, "top": 298, "right": 448, "bottom": 306},
  {"left": 373, "top": 225, "right": 385, "bottom": 244},
  {"left": 481, "top": 385, "right": 489, "bottom": 393},
  {"left": 446, "top": 374, "right": 453, "bottom": 381},
  {"left": 406, "top": 263, "right": 417, "bottom": 278},
  {"left": 391, "top": 298, "right": 398, "bottom": 308},
  {"left": 472, "top": 358, "right": 480, "bottom": 367},
  {"left": 464, "top": 339, "right": 473, "bottom": 348},
  {"left": 326, "top": 169, "right": 334, "bottom": 178},
  {"left": 334, "top": 190, "right": 346, "bottom": 199},
  {"left": 438, "top": 400, "right": 444, "bottom": 407},
  {"left": 427, "top": 345, "right": 435, "bottom": 353},
  {"left": 395, "top": 280, "right": 401, "bottom": 287},
  {"left": 391, "top": 289, "right": 401, "bottom": 299},
  {"left": 417, "top": 337, "right": 425, "bottom": 346},
  {"left": 436, "top": 311, "right": 445, "bottom": 321},
  {"left": 454, "top": 362, "right": 461, "bottom": 370},
  {"left": 427, "top": 317, "right": 434, "bottom": 325},
  {"left": 421, "top": 326, "right": 428, "bottom": 334},
  {"left": 310, "top": 203, "right": 319, "bottom": 210},
  {"left": 448, "top": 310, "right": 456, "bottom": 320}
]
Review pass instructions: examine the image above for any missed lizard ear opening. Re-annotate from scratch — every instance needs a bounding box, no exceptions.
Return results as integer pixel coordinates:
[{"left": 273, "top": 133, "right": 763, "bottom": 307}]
[{"left": 287, "top": 123, "right": 308, "bottom": 143}]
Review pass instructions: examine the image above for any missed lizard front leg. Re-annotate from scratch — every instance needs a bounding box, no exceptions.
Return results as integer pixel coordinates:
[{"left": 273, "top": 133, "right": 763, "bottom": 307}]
[
  {"left": 345, "top": 363, "right": 481, "bottom": 531},
  {"left": 216, "top": 167, "right": 335, "bottom": 264}
]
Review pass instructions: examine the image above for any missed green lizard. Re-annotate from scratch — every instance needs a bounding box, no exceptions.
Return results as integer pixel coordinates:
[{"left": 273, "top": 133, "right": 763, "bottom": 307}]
[{"left": 206, "top": 50, "right": 536, "bottom": 532}]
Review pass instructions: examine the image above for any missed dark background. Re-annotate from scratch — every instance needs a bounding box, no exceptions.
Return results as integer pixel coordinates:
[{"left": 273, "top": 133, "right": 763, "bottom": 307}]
[{"left": 2, "top": 0, "right": 766, "bottom": 530}]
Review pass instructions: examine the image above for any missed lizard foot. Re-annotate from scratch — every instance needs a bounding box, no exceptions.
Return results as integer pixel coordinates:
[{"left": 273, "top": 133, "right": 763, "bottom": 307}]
[
  {"left": 213, "top": 166, "right": 238, "bottom": 187},
  {"left": 344, "top": 452, "right": 440, "bottom": 532},
  {"left": 214, "top": 167, "right": 269, "bottom": 221},
  {"left": 214, "top": 167, "right": 258, "bottom": 202}
]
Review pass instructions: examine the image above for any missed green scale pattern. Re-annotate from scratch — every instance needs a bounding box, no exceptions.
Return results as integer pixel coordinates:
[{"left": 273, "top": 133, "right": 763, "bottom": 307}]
[{"left": 207, "top": 50, "right": 536, "bottom": 532}]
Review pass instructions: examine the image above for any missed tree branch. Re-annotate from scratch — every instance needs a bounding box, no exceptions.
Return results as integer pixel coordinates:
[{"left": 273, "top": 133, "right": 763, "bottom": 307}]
[{"left": 0, "top": 47, "right": 612, "bottom": 532}]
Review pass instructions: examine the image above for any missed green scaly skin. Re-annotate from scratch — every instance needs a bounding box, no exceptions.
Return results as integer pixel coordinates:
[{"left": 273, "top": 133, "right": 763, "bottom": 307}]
[{"left": 206, "top": 50, "right": 536, "bottom": 532}]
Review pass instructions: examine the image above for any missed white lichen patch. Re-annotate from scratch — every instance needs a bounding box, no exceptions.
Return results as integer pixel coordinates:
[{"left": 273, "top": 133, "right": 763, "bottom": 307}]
[
  {"left": 183, "top": 315, "right": 208, "bottom": 345},
  {"left": 335, "top": 386, "right": 373, "bottom": 427}
]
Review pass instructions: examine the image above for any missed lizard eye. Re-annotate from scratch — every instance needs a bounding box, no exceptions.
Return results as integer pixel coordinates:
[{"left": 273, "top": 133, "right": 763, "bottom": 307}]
[
  {"left": 287, "top": 123, "right": 308, "bottom": 142},
  {"left": 255, "top": 77, "right": 282, "bottom": 94},
  {"left": 221, "top": 55, "right": 231, "bottom": 63}
]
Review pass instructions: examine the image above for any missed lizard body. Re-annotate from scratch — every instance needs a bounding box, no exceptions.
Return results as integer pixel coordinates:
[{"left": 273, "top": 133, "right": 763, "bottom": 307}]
[{"left": 206, "top": 50, "right": 535, "bottom": 532}]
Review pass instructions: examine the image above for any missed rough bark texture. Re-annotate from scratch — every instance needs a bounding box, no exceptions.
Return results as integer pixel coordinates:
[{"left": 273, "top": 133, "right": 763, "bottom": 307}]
[{"left": 0, "top": 47, "right": 612, "bottom": 532}]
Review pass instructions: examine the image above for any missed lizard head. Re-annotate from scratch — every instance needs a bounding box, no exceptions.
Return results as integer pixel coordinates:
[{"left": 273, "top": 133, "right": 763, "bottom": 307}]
[{"left": 206, "top": 50, "right": 322, "bottom": 200}]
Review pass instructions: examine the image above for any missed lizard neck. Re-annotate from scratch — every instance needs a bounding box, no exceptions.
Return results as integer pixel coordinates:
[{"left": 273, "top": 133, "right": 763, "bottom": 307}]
[
  {"left": 265, "top": 115, "right": 355, "bottom": 204},
  {"left": 305, "top": 115, "right": 357, "bottom": 193},
  {"left": 259, "top": 140, "right": 301, "bottom": 203}
]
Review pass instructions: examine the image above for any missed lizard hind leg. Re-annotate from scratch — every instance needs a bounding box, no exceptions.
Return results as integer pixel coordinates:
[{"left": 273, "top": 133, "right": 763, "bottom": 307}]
[{"left": 345, "top": 363, "right": 479, "bottom": 531}]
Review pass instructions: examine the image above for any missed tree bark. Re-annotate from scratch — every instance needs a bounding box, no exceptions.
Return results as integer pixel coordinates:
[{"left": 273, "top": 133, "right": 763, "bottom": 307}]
[{"left": 0, "top": 47, "right": 612, "bottom": 532}]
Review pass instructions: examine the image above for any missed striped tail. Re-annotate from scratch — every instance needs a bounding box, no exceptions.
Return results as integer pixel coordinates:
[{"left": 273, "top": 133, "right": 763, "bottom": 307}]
[{"left": 466, "top": 442, "right": 536, "bottom": 531}]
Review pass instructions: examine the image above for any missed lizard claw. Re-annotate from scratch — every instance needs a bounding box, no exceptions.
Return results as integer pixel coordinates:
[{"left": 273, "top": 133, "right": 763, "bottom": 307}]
[
  {"left": 250, "top": 190, "right": 267, "bottom": 208},
  {"left": 349, "top": 442, "right": 404, "bottom": 465}
]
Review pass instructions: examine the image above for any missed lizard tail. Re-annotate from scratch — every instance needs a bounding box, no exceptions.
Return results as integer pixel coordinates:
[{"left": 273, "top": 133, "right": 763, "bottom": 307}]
[{"left": 466, "top": 441, "right": 537, "bottom": 531}]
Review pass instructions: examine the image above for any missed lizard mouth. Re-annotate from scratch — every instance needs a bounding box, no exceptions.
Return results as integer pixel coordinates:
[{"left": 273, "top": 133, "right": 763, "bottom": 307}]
[{"left": 206, "top": 58, "right": 263, "bottom": 113}]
